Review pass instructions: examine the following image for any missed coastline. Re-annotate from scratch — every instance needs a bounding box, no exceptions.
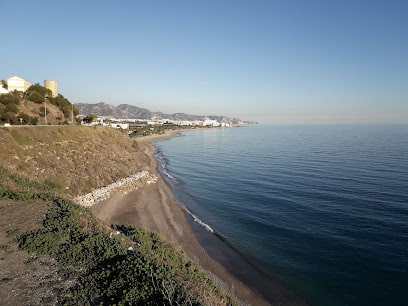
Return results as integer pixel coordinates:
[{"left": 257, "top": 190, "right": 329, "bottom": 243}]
[{"left": 91, "top": 131, "right": 304, "bottom": 305}]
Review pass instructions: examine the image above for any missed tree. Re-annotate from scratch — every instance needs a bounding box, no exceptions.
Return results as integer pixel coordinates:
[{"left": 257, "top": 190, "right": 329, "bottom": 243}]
[
  {"left": 0, "top": 93, "right": 20, "bottom": 106},
  {"left": 24, "top": 84, "right": 51, "bottom": 103},
  {"left": 0, "top": 111, "right": 12, "bottom": 124},
  {"left": 1, "top": 80, "right": 7, "bottom": 89},
  {"left": 83, "top": 114, "right": 98, "bottom": 124},
  {"left": 26, "top": 83, "right": 52, "bottom": 99},
  {"left": 48, "top": 94, "right": 78, "bottom": 119},
  {"left": 5, "top": 102, "right": 18, "bottom": 113},
  {"left": 30, "top": 116, "right": 39, "bottom": 125},
  {"left": 18, "top": 112, "right": 30, "bottom": 124},
  {"left": 26, "top": 90, "right": 44, "bottom": 103}
]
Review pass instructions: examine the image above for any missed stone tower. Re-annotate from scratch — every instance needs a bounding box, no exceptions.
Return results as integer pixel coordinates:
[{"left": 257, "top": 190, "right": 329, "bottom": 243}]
[{"left": 44, "top": 80, "right": 58, "bottom": 97}]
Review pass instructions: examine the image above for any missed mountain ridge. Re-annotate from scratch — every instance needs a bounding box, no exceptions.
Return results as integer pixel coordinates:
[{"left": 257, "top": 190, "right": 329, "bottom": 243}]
[{"left": 75, "top": 102, "right": 257, "bottom": 124}]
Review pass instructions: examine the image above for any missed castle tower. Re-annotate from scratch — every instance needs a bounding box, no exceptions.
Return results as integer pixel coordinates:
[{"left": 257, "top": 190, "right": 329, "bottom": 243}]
[{"left": 44, "top": 80, "right": 58, "bottom": 97}]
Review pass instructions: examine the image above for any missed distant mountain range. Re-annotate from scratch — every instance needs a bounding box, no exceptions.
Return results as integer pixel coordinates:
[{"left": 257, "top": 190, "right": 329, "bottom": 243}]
[{"left": 75, "top": 102, "right": 257, "bottom": 124}]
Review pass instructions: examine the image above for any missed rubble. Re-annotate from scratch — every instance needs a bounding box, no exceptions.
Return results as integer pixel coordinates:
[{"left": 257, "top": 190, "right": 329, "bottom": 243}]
[{"left": 74, "top": 171, "right": 157, "bottom": 207}]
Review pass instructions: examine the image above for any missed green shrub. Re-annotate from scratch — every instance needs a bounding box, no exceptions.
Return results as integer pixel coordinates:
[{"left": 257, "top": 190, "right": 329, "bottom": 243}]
[
  {"left": 0, "top": 93, "right": 20, "bottom": 106},
  {"left": 25, "top": 84, "right": 52, "bottom": 102},
  {"left": 57, "top": 234, "right": 126, "bottom": 268},
  {"left": 3, "top": 171, "right": 236, "bottom": 305},
  {"left": 27, "top": 90, "right": 45, "bottom": 103},
  {"left": 19, "top": 229, "right": 61, "bottom": 254}
]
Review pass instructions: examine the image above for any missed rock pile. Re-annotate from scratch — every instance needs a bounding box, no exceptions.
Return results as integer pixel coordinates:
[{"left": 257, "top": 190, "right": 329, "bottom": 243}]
[{"left": 74, "top": 170, "right": 157, "bottom": 207}]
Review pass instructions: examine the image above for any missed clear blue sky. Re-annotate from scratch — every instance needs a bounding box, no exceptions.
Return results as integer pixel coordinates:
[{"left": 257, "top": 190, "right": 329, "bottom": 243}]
[{"left": 1, "top": 0, "right": 407, "bottom": 124}]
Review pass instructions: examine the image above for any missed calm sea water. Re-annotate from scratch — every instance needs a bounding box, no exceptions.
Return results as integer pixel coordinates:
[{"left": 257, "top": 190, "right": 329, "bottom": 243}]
[{"left": 153, "top": 125, "right": 408, "bottom": 306}]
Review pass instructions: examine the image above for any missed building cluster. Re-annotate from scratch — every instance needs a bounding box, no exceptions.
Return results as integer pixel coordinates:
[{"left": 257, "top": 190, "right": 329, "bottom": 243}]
[
  {"left": 0, "top": 75, "right": 58, "bottom": 97},
  {"left": 3, "top": 75, "right": 234, "bottom": 129},
  {"left": 146, "top": 116, "right": 230, "bottom": 127},
  {"left": 80, "top": 115, "right": 231, "bottom": 129},
  {"left": 154, "top": 117, "right": 231, "bottom": 127}
]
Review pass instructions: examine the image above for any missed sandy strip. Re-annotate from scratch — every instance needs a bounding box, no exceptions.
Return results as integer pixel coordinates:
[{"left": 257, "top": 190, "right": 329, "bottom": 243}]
[{"left": 92, "top": 131, "right": 304, "bottom": 305}]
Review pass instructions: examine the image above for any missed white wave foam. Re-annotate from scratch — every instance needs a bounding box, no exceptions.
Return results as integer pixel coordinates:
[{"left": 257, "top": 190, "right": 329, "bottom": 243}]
[
  {"left": 179, "top": 204, "right": 214, "bottom": 233},
  {"left": 185, "top": 212, "right": 214, "bottom": 233},
  {"left": 154, "top": 145, "right": 212, "bottom": 233},
  {"left": 163, "top": 170, "right": 176, "bottom": 180},
  {"left": 192, "top": 214, "right": 214, "bottom": 233}
]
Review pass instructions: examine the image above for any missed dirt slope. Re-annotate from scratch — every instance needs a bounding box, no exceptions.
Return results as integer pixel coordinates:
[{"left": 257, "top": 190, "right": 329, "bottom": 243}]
[{"left": 0, "top": 126, "right": 145, "bottom": 197}]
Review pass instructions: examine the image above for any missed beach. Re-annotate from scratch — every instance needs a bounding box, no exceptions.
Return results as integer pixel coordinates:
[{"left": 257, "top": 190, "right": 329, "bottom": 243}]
[{"left": 91, "top": 131, "right": 302, "bottom": 305}]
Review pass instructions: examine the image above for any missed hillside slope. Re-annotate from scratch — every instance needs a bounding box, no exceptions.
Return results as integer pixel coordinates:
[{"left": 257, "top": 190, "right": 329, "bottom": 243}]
[
  {"left": 0, "top": 126, "right": 144, "bottom": 196},
  {"left": 1, "top": 85, "right": 78, "bottom": 125},
  {"left": 0, "top": 126, "right": 238, "bottom": 305}
]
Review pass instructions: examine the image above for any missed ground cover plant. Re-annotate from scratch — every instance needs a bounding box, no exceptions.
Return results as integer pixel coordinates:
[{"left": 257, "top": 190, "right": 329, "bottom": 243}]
[{"left": 0, "top": 167, "right": 237, "bottom": 305}]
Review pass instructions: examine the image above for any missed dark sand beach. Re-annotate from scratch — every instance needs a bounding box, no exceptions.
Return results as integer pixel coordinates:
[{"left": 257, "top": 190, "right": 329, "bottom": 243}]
[{"left": 92, "top": 131, "right": 305, "bottom": 305}]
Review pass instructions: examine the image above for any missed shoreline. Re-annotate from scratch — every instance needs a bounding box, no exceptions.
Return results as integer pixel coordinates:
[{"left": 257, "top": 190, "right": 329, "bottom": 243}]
[{"left": 91, "top": 131, "right": 305, "bottom": 305}]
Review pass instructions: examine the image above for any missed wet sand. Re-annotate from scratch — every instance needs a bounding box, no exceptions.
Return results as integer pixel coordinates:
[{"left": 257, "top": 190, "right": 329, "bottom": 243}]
[{"left": 92, "top": 131, "right": 305, "bottom": 305}]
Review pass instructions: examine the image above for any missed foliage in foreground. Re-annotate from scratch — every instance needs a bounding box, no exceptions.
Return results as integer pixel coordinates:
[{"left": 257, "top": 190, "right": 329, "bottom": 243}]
[
  {"left": 1, "top": 168, "right": 236, "bottom": 305},
  {"left": 65, "top": 225, "right": 232, "bottom": 306}
]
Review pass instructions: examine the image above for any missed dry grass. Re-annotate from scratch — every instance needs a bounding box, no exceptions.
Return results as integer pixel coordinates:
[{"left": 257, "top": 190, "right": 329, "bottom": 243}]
[
  {"left": 0, "top": 126, "right": 145, "bottom": 197},
  {"left": 18, "top": 99, "right": 65, "bottom": 125}
]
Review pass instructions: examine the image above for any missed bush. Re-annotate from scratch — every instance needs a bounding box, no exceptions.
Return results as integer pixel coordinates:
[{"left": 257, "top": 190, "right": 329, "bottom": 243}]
[
  {"left": 48, "top": 94, "right": 78, "bottom": 119},
  {"left": 26, "top": 90, "right": 45, "bottom": 103},
  {"left": 3, "top": 170, "right": 236, "bottom": 305},
  {"left": 19, "top": 229, "right": 62, "bottom": 254},
  {"left": 0, "top": 93, "right": 20, "bottom": 106},
  {"left": 25, "top": 84, "right": 52, "bottom": 101},
  {"left": 57, "top": 234, "right": 126, "bottom": 267}
]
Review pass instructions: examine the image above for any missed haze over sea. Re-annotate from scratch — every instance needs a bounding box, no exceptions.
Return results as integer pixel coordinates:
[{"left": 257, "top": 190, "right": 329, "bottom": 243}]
[{"left": 153, "top": 125, "right": 408, "bottom": 305}]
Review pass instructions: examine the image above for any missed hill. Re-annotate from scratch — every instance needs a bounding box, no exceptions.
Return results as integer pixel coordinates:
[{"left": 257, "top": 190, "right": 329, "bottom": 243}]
[
  {"left": 76, "top": 102, "right": 134, "bottom": 118},
  {"left": 76, "top": 101, "right": 256, "bottom": 124},
  {"left": 0, "top": 84, "right": 78, "bottom": 125},
  {"left": 0, "top": 126, "right": 143, "bottom": 196},
  {"left": 0, "top": 126, "right": 239, "bottom": 305}
]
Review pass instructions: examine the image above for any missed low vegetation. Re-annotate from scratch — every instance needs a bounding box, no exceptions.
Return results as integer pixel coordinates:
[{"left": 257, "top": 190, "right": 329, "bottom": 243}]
[
  {"left": 0, "top": 126, "right": 238, "bottom": 305},
  {"left": 0, "top": 167, "right": 236, "bottom": 305},
  {"left": 129, "top": 123, "right": 186, "bottom": 137}
]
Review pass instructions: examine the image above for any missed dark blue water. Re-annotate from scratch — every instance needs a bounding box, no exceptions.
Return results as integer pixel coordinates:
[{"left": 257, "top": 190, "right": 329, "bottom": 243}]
[{"left": 153, "top": 125, "right": 408, "bottom": 306}]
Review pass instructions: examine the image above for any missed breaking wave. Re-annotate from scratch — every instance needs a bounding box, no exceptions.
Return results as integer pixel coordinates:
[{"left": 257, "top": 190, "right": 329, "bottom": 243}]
[
  {"left": 179, "top": 203, "right": 214, "bottom": 233},
  {"left": 154, "top": 146, "right": 177, "bottom": 182}
]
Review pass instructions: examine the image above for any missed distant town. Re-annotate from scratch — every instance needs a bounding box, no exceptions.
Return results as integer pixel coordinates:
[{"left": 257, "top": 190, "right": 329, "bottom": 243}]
[
  {"left": 80, "top": 114, "right": 233, "bottom": 129},
  {"left": 1, "top": 76, "right": 255, "bottom": 129}
]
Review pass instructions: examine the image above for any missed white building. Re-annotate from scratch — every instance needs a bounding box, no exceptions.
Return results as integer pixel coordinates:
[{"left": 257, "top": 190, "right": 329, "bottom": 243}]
[
  {"left": 203, "top": 118, "right": 220, "bottom": 127},
  {"left": 7, "top": 76, "right": 31, "bottom": 92},
  {"left": 111, "top": 123, "right": 129, "bottom": 129}
]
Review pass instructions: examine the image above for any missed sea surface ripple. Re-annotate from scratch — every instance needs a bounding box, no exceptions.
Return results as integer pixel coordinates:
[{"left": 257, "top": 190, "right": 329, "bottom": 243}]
[{"left": 153, "top": 125, "right": 408, "bottom": 306}]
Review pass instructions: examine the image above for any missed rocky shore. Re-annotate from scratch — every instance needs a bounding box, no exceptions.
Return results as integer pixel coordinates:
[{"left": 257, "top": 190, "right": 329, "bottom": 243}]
[{"left": 74, "top": 170, "right": 157, "bottom": 207}]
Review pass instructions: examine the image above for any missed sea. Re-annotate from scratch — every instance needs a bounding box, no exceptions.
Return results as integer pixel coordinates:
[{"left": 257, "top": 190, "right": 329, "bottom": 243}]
[{"left": 152, "top": 124, "right": 408, "bottom": 306}]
